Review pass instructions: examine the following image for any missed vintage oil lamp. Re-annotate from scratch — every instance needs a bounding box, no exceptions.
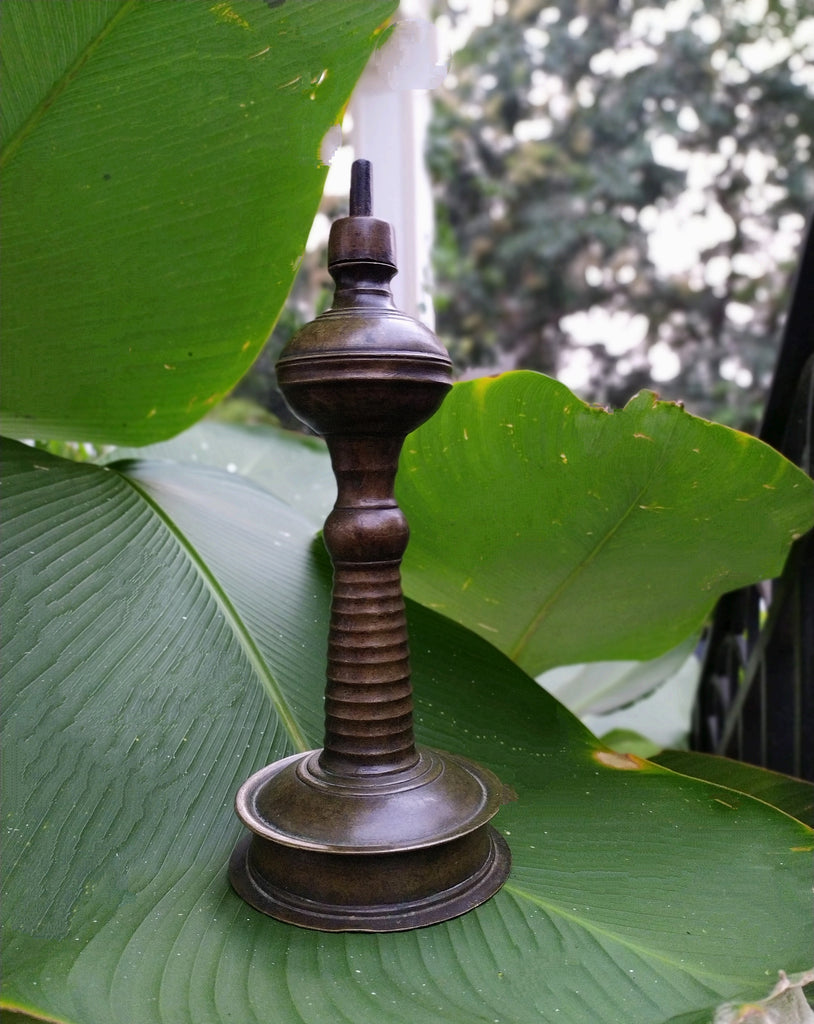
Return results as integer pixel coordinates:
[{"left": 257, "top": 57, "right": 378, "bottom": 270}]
[{"left": 229, "top": 160, "right": 511, "bottom": 931}]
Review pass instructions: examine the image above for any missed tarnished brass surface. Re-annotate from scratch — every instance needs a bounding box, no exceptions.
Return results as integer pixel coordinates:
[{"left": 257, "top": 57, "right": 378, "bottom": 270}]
[{"left": 229, "top": 161, "right": 511, "bottom": 931}]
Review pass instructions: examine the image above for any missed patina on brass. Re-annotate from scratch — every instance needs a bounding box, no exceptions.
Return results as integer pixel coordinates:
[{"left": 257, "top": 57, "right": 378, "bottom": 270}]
[{"left": 229, "top": 160, "right": 511, "bottom": 931}]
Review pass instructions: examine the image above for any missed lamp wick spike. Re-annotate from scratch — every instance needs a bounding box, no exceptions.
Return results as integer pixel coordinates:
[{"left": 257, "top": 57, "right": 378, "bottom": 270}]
[{"left": 349, "top": 158, "right": 372, "bottom": 217}]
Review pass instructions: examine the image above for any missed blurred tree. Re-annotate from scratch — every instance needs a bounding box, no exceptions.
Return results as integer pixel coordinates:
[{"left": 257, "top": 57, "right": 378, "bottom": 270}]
[{"left": 429, "top": 0, "right": 814, "bottom": 427}]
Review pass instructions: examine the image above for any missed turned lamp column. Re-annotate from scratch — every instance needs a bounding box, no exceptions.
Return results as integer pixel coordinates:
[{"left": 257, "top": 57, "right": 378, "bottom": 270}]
[
  {"left": 321, "top": 441, "right": 418, "bottom": 775},
  {"left": 229, "top": 161, "right": 511, "bottom": 932}
]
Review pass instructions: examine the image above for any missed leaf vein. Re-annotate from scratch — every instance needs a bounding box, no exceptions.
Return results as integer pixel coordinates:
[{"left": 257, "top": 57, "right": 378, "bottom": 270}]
[
  {"left": 119, "top": 471, "right": 309, "bottom": 753},
  {"left": 509, "top": 415, "right": 683, "bottom": 663},
  {"left": 504, "top": 882, "right": 753, "bottom": 986},
  {"left": 1, "top": 0, "right": 139, "bottom": 171}
]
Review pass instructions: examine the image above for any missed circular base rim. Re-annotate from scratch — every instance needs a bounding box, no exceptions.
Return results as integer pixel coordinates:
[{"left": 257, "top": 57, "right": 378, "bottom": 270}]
[
  {"left": 235, "top": 747, "right": 505, "bottom": 853},
  {"left": 229, "top": 827, "right": 511, "bottom": 933}
]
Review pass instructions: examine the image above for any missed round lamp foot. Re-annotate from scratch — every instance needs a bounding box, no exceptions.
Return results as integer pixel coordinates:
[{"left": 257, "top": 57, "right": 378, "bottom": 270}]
[{"left": 229, "top": 748, "right": 512, "bottom": 932}]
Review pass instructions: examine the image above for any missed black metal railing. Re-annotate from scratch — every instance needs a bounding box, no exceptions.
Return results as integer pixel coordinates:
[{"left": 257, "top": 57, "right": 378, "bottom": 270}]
[{"left": 691, "top": 217, "right": 814, "bottom": 780}]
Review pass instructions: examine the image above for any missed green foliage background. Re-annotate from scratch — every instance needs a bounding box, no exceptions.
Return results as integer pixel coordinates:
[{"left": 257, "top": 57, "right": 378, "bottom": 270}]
[{"left": 428, "top": 0, "right": 814, "bottom": 429}]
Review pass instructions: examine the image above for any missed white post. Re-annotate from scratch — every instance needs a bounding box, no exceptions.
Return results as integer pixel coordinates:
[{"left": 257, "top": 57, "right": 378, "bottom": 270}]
[{"left": 346, "top": 5, "right": 444, "bottom": 325}]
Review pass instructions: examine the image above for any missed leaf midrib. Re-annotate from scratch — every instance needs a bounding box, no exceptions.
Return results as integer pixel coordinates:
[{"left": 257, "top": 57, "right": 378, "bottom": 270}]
[
  {"left": 0, "top": 0, "right": 138, "bottom": 171},
  {"left": 504, "top": 881, "right": 756, "bottom": 989},
  {"left": 120, "top": 471, "right": 309, "bottom": 753},
  {"left": 509, "top": 415, "right": 681, "bottom": 665}
]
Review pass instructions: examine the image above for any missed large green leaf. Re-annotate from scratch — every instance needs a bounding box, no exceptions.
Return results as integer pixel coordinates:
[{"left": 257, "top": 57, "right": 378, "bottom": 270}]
[
  {"left": 397, "top": 372, "right": 814, "bottom": 674},
  {"left": 653, "top": 750, "right": 814, "bottom": 827},
  {"left": 0, "top": 0, "right": 395, "bottom": 445},
  {"left": 2, "top": 438, "right": 811, "bottom": 1024},
  {"left": 107, "top": 418, "right": 335, "bottom": 526},
  {"left": 119, "top": 377, "right": 814, "bottom": 690}
]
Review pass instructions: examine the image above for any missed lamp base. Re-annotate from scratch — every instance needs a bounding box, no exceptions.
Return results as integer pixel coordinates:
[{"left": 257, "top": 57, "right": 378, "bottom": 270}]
[{"left": 229, "top": 748, "right": 512, "bottom": 932}]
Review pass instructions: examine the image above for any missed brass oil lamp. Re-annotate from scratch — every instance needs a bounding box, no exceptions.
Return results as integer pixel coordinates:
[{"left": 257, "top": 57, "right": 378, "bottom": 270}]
[{"left": 229, "top": 160, "right": 511, "bottom": 931}]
